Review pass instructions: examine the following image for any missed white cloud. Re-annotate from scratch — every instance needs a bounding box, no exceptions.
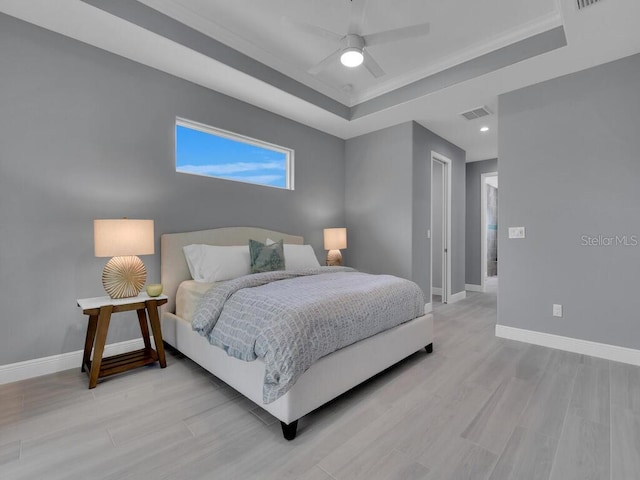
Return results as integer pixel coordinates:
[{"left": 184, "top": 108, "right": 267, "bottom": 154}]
[
  {"left": 177, "top": 161, "right": 284, "bottom": 176},
  {"left": 232, "top": 174, "right": 284, "bottom": 185}
]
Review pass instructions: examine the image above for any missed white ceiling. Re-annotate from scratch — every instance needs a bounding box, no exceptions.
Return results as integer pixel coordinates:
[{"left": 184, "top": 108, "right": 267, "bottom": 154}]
[
  {"left": 136, "top": 0, "right": 561, "bottom": 105},
  {"left": 1, "top": 0, "right": 640, "bottom": 161}
]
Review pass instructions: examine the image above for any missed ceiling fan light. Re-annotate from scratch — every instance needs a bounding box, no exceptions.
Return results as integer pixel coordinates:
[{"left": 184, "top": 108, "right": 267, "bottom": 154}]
[{"left": 340, "top": 48, "right": 364, "bottom": 67}]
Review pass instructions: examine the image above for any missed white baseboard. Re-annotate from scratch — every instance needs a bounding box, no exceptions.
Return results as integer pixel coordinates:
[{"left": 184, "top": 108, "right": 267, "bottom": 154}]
[
  {"left": 448, "top": 290, "right": 467, "bottom": 304},
  {"left": 466, "top": 283, "right": 485, "bottom": 293},
  {"left": 432, "top": 287, "right": 442, "bottom": 296},
  {"left": 0, "top": 337, "right": 152, "bottom": 385},
  {"left": 424, "top": 302, "right": 433, "bottom": 314},
  {"left": 495, "top": 325, "right": 640, "bottom": 366}
]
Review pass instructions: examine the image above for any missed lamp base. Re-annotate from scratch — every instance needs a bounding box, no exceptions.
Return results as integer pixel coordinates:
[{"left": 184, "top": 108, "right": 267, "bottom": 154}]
[
  {"left": 102, "top": 255, "right": 147, "bottom": 299},
  {"left": 326, "top": 249, "right": 343, "bottom": 266}
]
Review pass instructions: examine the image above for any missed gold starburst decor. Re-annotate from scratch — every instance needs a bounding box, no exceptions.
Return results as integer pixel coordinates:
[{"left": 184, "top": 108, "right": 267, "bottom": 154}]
[
  {"left": 326, "top": 249, "right": 343, "bottom": 266},
  {"left": 94, "top": 219, "right": 155, "bottom": 299},
  {"left": 102, "top": 255, "right": 147, "bottom": 299}
]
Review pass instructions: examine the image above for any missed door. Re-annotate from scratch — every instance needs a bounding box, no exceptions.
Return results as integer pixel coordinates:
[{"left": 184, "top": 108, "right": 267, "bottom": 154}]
[
  {"left": 481, "top": 172, "right": 498, "bottom": 290},
  {"left": 431, "top": 152, "right": 452, "bottom": 304}
]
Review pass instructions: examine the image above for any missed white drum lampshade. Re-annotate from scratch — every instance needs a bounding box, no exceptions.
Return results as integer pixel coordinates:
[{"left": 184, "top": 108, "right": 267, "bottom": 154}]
[
  {"left": 323, "top": 228, "right": 347, "bottom": 266},
  {"left": 94, "top": 219, "right": 155, "bottom": 299}
]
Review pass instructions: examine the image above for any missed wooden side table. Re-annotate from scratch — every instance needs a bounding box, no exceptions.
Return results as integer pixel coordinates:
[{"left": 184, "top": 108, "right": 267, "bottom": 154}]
[{"left": 77, "top": 293, "right": 168, "bottom": 388}]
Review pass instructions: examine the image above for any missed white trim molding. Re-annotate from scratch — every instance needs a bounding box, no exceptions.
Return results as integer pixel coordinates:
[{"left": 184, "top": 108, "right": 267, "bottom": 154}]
[
  {"left": 495, "top": 325, "right": 640, "bottom": 366},
  {"left": 431, "top": 287, "right": 443, "bottom": 296},
  {"left": 0, "top": 337, "right": 152, "bottom": 385},
  {"left": 448, "top": 290, "right": 467, "bottom": 304},
  {"left": 424, "top": 302, "right": 433, "bottom": 314},
  {"left": 466, "top": 283, "right": 485, "bottom": 292}
]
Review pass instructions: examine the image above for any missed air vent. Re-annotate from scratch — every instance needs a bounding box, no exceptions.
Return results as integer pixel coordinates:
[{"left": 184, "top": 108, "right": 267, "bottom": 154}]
[
  {"left": 576, "top": 0, "right": 601, "bottom": 10},
  {"left": 460, "top": 106, "right": 492, "bottom": 121}
]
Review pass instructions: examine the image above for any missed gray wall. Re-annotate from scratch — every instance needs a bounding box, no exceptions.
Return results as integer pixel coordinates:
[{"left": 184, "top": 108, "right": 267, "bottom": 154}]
[
  {"left": 413, "top": 123, "right": 467, "bottom": 298},
  {"left": 344, "top": 123, "right": 414, "bottom": 279},
  {"left": 345, "top": 121, "right": 465, "bottom": 299},
  {"left": 465, "top": 158, "right": 498, "bottom": 286},
  {"left": 498, "top": 52, "right": 640, "bottom": 349},
  {"left": 410, "top": 124, "right": 431, "bottom": 299},
  {"left": 0, "top": 14, "right": 345, "bottom": 365}
]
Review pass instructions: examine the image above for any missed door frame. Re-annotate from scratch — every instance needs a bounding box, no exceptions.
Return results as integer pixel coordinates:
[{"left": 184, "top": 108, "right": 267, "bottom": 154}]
[
  {"left": 430, "top": 151, "right": 452, "bottom": 304},
  {"left": 481, "top": 171, "right": 498, "bottom": 291}
]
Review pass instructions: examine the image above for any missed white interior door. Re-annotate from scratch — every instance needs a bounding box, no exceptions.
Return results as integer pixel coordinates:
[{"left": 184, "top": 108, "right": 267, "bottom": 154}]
[{"left": 431, "top": 152, "right": 452, "bottom": 304}]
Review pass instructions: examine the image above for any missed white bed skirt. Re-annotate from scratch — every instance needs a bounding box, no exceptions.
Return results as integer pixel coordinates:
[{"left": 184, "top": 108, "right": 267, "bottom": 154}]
[{"left": 162, "top": 311, "right": 434, "bottom": 424}]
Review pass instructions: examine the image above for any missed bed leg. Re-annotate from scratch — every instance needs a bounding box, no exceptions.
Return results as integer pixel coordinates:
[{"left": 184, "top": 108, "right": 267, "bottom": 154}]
[
  {"left": 425, "top": 343, "right": 433, "bottom": 354},
  {"left": 280, "top": 420, "right": 298, "bottom": 441}
]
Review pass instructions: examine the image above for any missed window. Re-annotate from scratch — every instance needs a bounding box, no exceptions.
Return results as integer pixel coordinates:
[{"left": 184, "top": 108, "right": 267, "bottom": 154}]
[{"left": 175, "top": 118, "right": 294, "bottom": 190}]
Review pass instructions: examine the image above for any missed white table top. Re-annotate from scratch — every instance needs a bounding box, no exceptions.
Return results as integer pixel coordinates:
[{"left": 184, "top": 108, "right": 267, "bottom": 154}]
[{"left": 77, "top": 292, "right": 168, "bottom": 310}]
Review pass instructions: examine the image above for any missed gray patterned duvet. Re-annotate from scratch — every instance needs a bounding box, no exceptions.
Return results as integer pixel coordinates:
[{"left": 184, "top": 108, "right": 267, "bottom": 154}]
[{"left": 192, "top": 267, "right": 425, "bottom": 403}]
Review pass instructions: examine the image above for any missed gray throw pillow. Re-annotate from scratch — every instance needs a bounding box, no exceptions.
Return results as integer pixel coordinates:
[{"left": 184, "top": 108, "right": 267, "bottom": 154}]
[{"left": 249, "top": 239, "right": 285, "bottom": 273}]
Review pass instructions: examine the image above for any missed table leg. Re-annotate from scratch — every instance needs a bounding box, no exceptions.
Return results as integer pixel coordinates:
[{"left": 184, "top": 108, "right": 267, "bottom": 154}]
[
  {"left": 136, "top": 308, "right": 152, "bottom": 351},
  {"left": 82, "top": 314, "right": 98, "bottom": 372},
  {"left": 89, "top": 305, "right": 113, "bottom": 388},
  {"left": 146, "top": 299, "right": 166, "bottom": 368}
]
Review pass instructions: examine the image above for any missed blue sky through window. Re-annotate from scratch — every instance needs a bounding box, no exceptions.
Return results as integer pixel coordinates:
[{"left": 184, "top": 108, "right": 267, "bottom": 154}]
[{"left": 176, "top": 123, "right": 290, "bottom": 188}]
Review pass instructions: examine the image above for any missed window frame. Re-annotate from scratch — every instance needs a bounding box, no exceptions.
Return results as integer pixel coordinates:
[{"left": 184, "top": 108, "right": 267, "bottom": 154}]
[{"left": 175, "top": 117, "right": 295, "bottom": 190}]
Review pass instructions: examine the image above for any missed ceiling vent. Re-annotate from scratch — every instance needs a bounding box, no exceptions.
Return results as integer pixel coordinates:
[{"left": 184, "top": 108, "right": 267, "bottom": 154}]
[
  {"left": 460, "top": 106, "right": 492, "bottom": 121},
  {"left": 576, "top": 0, "right": 602, "bottom": 10}
]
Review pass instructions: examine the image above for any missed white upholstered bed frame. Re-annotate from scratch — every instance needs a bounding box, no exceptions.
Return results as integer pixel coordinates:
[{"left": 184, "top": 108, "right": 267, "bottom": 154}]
[{"left": 160, "top": 227, "right": 433, "bottom": 439}]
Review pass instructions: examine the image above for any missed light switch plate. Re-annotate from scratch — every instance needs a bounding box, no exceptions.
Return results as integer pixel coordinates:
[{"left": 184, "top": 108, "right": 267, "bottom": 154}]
[
  {"left": 553, "top": 304, "right": 563, "bottom": 317},
  {"left": 509, "top": 227, "right": 526, "bottom": 239}
]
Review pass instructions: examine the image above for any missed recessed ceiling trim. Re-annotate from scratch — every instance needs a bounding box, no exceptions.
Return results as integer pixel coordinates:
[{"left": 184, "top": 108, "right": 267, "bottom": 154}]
[
  {"left": 350, "top": 10, "right": 564, "bottom": 106},
  {"left": 351, "top": 26, "right": 567, "bottom": 120},
  {"left": 136, "top": 0, "right": 352, "bottom": 105},
  {"left": 137, "top": 0, "right": 563, "bottom": 108},
  {"left": 81, "top": 0, "right": 352, "bottom": 120},
  {"left": 79, "top": 0, "right": 567, "bottom": 123}
]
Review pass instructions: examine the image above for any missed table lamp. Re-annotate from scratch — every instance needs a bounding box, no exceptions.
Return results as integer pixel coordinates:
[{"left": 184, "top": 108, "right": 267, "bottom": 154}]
[
  {"left": 94, "top": 219, "right": 155, "bottom": 299},
  {"left": 323, "top": 227, "right": 347, "bottom": 266}
]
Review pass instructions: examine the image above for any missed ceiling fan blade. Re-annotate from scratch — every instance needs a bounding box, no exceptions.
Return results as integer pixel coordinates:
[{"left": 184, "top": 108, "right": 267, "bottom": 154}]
[
  {"left": 281, "top": 16, "right": 343, "bottom": 42},
  {"left": 363, "top": 49, "right": 386, "bottom": 78},
  {"left": 308, "top": 49, "right": 342, "bottom": 75},
  {"left": 363, "top": 23, "right": 430, "bottom": 46},
  {"left": 348, "top": 0, "right": 367, "bottom": 34}
]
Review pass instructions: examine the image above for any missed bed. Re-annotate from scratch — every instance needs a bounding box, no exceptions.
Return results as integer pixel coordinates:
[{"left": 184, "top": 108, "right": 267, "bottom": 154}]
[{"left": 160, "top": 227, "right": 433, "bottom": 440}]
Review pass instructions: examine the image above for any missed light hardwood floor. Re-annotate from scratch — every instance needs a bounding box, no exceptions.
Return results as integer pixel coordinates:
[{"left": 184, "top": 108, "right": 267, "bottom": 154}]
[{"left": 1, "top": 286, "right": 639, "bottom": 479}]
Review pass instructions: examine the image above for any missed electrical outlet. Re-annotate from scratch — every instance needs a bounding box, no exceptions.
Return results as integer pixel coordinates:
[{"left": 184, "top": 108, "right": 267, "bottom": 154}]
[
  {"left": 553, "top": 304, "right": 563, "bottom": 317},
  {"left": 509, "top": 227, "right": 526, "bottom": 239}
]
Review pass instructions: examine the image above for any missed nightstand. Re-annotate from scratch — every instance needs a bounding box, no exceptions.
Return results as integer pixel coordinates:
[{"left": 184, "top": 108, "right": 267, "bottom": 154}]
[{"left": 77, "top": 293, "right": 168, "bottom": 388}]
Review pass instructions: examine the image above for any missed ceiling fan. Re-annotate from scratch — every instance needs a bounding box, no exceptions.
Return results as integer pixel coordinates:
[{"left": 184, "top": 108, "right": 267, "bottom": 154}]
[{"left": 287, "top": 0, "right": 430, "bottom": 78}]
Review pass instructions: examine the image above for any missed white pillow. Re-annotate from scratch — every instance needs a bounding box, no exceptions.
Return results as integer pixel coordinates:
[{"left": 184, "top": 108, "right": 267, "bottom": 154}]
[
  {"left": 266, "top": 239, "right": 321, "bottom": 270},
  {"left": 183, "top": 244, "right": 251, "bottom": 282},
  {"left": 284, "top": 244, "right": 321, "bottom": 270}
]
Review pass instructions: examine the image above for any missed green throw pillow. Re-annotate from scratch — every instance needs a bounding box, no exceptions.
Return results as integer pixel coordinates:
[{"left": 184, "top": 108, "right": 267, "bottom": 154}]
[{"left": 249, "top": 239, "right": 285, "bottom": 273}]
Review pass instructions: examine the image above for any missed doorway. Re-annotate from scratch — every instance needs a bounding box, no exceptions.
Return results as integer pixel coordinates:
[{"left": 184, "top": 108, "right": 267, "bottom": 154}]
[
  {"left": 481, "top": 172, "right": 498, "bottom": 291},
  {"left": 431, "top": 152, "right": 452, "bottom": 304}
]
